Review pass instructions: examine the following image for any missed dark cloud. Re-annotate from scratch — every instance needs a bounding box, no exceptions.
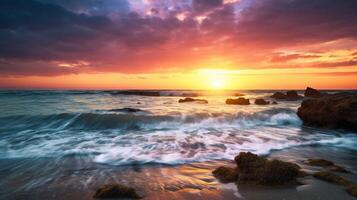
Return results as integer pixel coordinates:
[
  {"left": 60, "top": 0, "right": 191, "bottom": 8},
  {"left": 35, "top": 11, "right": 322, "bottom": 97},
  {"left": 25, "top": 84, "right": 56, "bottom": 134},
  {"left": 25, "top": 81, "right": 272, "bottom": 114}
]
[
  {"left": 0, "top": 0, "right": 357, "bottom": 76},
  {"left": 236, "top": 0, "right": 357, "bottom": 47}
]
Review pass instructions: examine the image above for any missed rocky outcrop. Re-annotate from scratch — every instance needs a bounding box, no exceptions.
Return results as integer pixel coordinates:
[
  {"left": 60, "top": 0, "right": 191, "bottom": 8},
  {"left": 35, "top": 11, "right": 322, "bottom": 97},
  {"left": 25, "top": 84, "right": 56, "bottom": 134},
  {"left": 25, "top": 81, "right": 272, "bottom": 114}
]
[
  {"left": 304, "top": 87, "right": 323, "bottom": 98},
  {"left": 306, "top": 159, "right": 349, "bottom": 173},
  {"left": 93, "top": 184, "right": 140, "bottom": 199},
  {"left": 255, "top": 99, "right": 269, "bottom": 105},
  {"left": 178, "top": 97, "right": 208, "bottom": 103},
  {"left": 297, "top": 92, "right": 357, "bottom": 131},
  {"left": 226, "top": 98, "right": 250, "bottom": 105},
  {"left": 271, "top": 91, "right": 303, "bottom": 101},
  {"left": 213, "top": 152, "right": 301, "bottom": 185}
]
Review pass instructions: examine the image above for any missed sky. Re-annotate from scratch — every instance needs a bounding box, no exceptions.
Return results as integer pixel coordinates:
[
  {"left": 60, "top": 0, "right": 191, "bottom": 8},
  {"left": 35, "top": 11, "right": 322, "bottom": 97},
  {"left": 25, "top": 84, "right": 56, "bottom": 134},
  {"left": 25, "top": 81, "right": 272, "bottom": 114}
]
[{"left": 0, "top": 0, "right": 357, "bottom": 90}]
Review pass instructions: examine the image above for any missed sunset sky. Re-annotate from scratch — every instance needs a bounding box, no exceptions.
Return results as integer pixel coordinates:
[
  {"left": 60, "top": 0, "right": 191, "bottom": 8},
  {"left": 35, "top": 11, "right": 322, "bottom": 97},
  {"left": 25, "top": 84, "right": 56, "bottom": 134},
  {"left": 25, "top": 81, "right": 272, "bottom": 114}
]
[{"left": 1, "top": 0, "right": 357, "bottom": 89}]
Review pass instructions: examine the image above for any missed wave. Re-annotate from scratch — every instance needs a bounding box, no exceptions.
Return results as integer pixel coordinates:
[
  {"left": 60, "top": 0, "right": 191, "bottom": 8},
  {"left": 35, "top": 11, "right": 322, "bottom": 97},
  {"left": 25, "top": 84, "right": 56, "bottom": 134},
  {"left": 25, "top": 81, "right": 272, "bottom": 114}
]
[{"left": 0, "top": 108, "right": 301, "bottom": 131}]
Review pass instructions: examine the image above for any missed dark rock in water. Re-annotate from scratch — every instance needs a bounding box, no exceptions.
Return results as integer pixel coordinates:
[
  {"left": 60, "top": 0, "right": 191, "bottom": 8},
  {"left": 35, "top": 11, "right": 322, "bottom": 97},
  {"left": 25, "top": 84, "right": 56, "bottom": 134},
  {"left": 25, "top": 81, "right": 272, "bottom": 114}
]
[
  {"left": 234, "top": 92, "right": 245, "bottom": 97},
  {"left": 305, "top": 87, "right": 323, "bottom": 98},
  {"left": 111, "top": 90, "right": 160, "bottom": 96},
  {"left": 213, "top": 152, "right": 301, "bottom": 185},
  {"left": 212, "top": 166, "right": 239, "bottom": 183},
  {"left": 306, "top": 159, "right": 349, "bottom": 173},
  {"left": 93, "top": 184, "right": 140, "bottom": 199},
  {"left": 272, "top": 101, "right": 278, "bottom": 105},
  {"left": 226, "top": 98, "right": 250, "bottom": 105},
  {"left": 307, "top": 159, "right": 334, "bottom": 167},
  {"left": 178, "top": 97, "right": 208, "bottom": 103},
  {"left": 109, "top": 108, "right": 143, "bottom": 113},
  {"left": 286, "top": 90, "right": 304, "bottom": 101},
  {"left": 271, "top": 91, "right": 303, "bottom": 101},
  {"left": 271, "top": 92, "right": 287, "bottom": 100},
  {"left": 255, "top": 98, "right": 269, "bottom": 105},
  {"left": 182, "top": 92, "right": 199, "bottom": 97},
  {"left": 347, "top": 185, "right": 357, "bottom": 197},
  {"left": 297, "top": 92, "right": 357, "bottom": 131},
  {"left": 313, "top": 171, "right": 352, "bottom": 187}
]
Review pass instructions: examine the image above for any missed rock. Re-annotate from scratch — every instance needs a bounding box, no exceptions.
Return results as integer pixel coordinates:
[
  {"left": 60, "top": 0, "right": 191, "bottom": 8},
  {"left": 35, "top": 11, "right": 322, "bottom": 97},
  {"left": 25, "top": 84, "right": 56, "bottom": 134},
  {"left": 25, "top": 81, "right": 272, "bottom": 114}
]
[
  {"left": 313, "top": 171, "right": 352, "bottom": 187},
  {"left": 306, "top": 158, "right": 349, "bottom": 173},
  {"left": 234, "top": 93, "right": 245, "bottom": 97},
  {"left": 93, "top": 184, "right": 140, "bottom": 199},
  {"left": 213, "top": 152, "right": 301, "bottom": 185},
  {"left": 297, "top": 92, "right": 357, "bottom": 131},
  {"left": 178, "top": 97, "right": 208, "bottom": 104},
  {"left": 271, "top": 92, "right": 287, "bottom": 100},
  {"left": 255, "top": 99, "right": 269, "bottom": 105},
  {"left": 212, "top": 166, "right": 239, "bottom": 183},
  {"left": 286, "top": 90, "right": 304, "bottom": 101},
  {"left": 272, "top": 101, "right": 278, "bottom": 105},
  {"left": 305, "top": 87, "right": 323, "bottom": 98},
  {"left": 347, "top": 185, "right": 357, "bottom": 197},
  {"left": 226, "top": 98, "right": 250, "bottom": 105},
  {"left": 111, "top": 91, "right": 160, "bottom": 96},
  {"left": 109, "top": 108, "right": 143, "bottom": 113},
  {"left": 307, "top": 159, "right": 334, "bottom": 167},
  {"left": 271, "top": 91, "right": 303, "bottom": 101}
]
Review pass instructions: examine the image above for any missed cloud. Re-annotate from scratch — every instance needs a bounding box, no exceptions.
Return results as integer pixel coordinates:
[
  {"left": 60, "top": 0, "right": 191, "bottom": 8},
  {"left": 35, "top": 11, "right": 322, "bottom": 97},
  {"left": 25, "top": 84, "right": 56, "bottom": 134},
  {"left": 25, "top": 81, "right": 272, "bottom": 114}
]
[{"left": 0, "top": 0, "right": 357, "bottom": 76}]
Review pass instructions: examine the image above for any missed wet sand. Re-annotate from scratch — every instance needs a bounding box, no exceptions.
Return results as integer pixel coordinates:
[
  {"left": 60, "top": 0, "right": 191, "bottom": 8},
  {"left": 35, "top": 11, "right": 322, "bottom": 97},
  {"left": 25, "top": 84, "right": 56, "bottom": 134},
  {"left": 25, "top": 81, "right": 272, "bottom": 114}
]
[{"left": 1, "top": 145, "right": 356, "bottom": 200}]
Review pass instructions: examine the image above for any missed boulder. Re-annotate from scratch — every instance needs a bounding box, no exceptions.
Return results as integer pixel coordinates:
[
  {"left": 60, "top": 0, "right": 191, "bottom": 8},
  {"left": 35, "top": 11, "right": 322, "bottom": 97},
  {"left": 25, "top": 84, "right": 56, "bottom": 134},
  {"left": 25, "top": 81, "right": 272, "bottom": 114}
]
[
  {"left": 234, "top": 92, "right": 245, "bottom": 97},
  {"left": 271, "top": 92, "right": 287, "bottom": 100},
  {"left": 305, "top": 87, "right": 323, "bottom": 98},
  {"left": 178, "top": 97, "right": 208, "bottom": 104},
  {"left": 226, "top": 98, "right": 250, "bottom": 105},
  {"left": 255, "top": 99, "right": 269, "bottom": 105},
  {"left": 286, "top": 90, "right": 304, "bottom": 101},
  {"left": 93, "top": 184, "right": 140, "bottom": 199},
  {"left": 213, "top": 152, "right": 301, "bottom": 185},
  {"left": 297, "top": 92, "right": 357, "bottom": 131},
  {"left": 271, "top": 91, "right": 303, "bottom": 101}
]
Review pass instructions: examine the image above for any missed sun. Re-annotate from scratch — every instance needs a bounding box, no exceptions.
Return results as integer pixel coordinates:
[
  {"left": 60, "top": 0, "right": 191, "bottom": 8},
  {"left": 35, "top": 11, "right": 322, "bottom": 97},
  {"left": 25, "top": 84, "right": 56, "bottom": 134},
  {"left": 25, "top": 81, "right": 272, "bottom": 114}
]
[{"left": 211, "top": 78, "right": 225, "bottom": 89}]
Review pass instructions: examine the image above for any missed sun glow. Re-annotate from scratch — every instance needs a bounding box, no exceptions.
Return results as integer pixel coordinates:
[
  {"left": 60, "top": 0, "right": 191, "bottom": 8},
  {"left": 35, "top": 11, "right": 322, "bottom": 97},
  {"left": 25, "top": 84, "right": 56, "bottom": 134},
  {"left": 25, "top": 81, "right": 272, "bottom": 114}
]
[{"left": 211, "top": 78, "right": 225, "bottom": 89}]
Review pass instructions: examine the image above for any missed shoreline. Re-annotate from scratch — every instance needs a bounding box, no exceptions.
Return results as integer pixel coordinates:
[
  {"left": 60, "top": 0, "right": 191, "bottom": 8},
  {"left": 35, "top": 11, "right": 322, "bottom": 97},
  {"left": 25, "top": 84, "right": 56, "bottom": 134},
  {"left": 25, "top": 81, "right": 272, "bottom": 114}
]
[{"left": 1, "top": 145, "right": 356, "bottom": 200}]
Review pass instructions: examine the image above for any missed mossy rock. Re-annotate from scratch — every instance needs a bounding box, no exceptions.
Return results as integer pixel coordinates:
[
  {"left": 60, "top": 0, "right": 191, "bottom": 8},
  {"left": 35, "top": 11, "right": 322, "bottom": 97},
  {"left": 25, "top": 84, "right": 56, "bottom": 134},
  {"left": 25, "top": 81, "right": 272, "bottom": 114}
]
[
  {"left": 93, "top": 184, "right": 140, "bottom": 199},
  {"left": 212, "top": 166, "right": 239, "bottom": 183},
  {"left": 313, "top": 171, "right": 352, "bottom": 187}
]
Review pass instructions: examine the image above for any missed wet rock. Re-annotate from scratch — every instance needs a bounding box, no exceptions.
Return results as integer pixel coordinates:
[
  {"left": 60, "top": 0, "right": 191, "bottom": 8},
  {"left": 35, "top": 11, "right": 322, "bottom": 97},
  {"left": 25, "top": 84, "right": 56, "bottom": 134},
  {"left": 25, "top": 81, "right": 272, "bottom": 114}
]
[
  {"left": 307, "top": 159, "right": 334, "bottom": 167},
  {"left": 297, "top": 92, "right": 357, "bottom": 131},
  {"left": 255, "top": 99, "right": 270, "bottom": 105},
  {"left": 212, "top": 166, "right": 239, "bottom": 183},
  {"left": 226, "top": 98, "right": 250, "bottom": 105},
  {"left": 111, "top": 90, "right": 160, "bottom": 96},
  {"left": 234, "top": 92, "right": 245, "bottom": 97},
  {"left": 213, "top": 152, "right": 301, "bottom": 185},
  {"left": 178, "top": 97, "right": 208, "bottom": 104},
  {"left": 305, "top": 87, "right": 323, "bottom": 98},
  {"left": 347, "top": 185, "right": 357, "bottom": 197},
  {"left": 306, "top": 158, "right": 349, "bottom": 173},
  {"left": 313, "top": 171, "right": 352, "bottom": 187},
  {"left": 286, "top": 90, "right": 304, "bottom": 101},
  {"left": 109, "top": 108, "right": 143, "bottom": 113},
  {"left": 93, "top": 184, "right": 140, "bottom": 199},
  {"left": 271, "top": 92, "right": 287, "bottom": 100},
  {"left": 271, "top": 91, "right": 303, "bottom": 101},
  {"left": 272, "top": 101, "right": 278, "bottom": 105}
]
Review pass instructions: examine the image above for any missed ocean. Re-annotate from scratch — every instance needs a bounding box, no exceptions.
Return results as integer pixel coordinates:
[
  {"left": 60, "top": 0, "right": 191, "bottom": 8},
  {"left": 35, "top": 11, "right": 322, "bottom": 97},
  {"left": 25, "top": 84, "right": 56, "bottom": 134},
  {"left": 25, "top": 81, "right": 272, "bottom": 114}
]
[{"left": 0, "top": 90, "right": 357, "bottom": 199}]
